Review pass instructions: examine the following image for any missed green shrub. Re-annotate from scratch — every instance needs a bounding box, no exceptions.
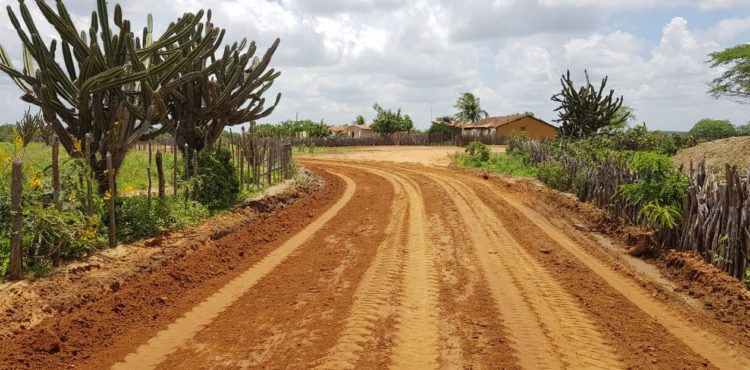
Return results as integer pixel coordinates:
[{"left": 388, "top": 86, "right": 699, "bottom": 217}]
[
  {"left": 460, "top": 152, "right": 537, "bottom": 177},
  {"left": 537, "top": 160, "right": 571, "bottom": 191},
  {"left": 689, "top": 118, "right": 736, "bottom": 141},
  {"left": 115, "top": 196, "right": 210, "bottom": 242},
  {"left": 465, "top": 141, "right": 490, "bottom": 162},
  {"left": 193, "top": 147, "right": 239, "bottom": 210},
  {"left": 618, "top": 152, "right": 688, "bottom": 229}
]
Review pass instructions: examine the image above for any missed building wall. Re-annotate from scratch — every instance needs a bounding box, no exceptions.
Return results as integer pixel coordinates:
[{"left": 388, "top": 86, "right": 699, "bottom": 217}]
[{"left": 496, "top": 116, "right": 557, "bottom": 140}]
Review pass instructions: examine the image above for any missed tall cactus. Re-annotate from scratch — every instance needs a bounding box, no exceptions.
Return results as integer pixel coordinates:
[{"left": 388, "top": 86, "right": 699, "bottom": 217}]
[
  {"left": 168, "top": 10, "right": 282, "bottom": 157},
  {"left": 0, "top": 0, "right": 212, "bottom": 193}
]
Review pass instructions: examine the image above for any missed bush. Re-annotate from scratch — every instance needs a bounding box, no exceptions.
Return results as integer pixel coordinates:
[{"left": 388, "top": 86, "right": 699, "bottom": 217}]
[
  {"left": 465, "top": 141, "right": 490, "bottom": 162},
  {"left": 115, "top": 196, "right": 210, "bottom": 242},
  {"left": 427, "top": 123, "right": 453, "bottom": 135},
  {"left": 537, "top": 160, "right": 571, "bottom": 191},
  {"left": 618, "top": 152, "right": 688, "bottom": 229},
  {"left": 689, "top": 119, "right": 736, "bottom": 141},
  {"left": 193, "top": 147, "right": 240, "bottom": 211}
]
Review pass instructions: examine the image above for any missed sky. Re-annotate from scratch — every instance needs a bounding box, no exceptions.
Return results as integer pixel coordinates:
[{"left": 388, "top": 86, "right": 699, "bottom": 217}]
[{"left": 0, "top": 0, "right": 749, "bottom": 131}]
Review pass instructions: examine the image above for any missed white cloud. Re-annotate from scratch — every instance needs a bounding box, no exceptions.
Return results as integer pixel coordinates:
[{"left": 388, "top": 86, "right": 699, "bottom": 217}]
[
  {"left": 699, "top": 0, "right": 750, "bottom": 10},
  {"left": 0, "top": 0, "right": 749, "bottom": 131}
]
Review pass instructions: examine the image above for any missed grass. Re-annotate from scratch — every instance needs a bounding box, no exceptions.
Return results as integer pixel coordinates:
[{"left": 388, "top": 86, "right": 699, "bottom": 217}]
[
  {"left": 456, "top": 152, "right": 538, "bottom": 177},
  {"left": 1, "top": 142, "right": 180, "bottom": 192},
  {"left": 293, "top": 145, "right": 349, "bottom": 155}
]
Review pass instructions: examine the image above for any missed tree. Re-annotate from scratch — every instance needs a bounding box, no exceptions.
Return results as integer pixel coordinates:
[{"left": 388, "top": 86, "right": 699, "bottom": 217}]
[
  {"left": 0, "top": 0, "right": 211, "bottom": 193},
  {"left": 370, "top": 103, "right": 413, "bottom": 134},
  {"left": 354, "top": 115, "right": 366, "bottom": 126},
  {"left": 708, "top": 44, "right": 750, "bottom": 102},
  {"left": 168, "top": 11, "right": 281, "bottom": 157},
  {"left": 689, "top": 119, "right": 736, "bottom": 141},
  {"left": 453, "top": 92, "right": 488, "bottom": 135},
  {"left": 551, "top": 70, "right": 625, "bottom": 138},
  {"left": 15, "top": 108, "right": 43, "bottom": 146},
  {"left": 428, "top": 123, "right": 453, "bottom": 135},
  {"left": 736, "top": 123, "right": 750, "bottom": 136}
]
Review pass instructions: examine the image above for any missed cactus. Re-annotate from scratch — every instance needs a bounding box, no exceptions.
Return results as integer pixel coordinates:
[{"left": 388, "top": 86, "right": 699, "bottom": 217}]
[
  {"left": 0, "top": 0, "right": 213, "bottom": 193},
  {"left": 168, "top": 10, "right": 282, "bottom": 157}
]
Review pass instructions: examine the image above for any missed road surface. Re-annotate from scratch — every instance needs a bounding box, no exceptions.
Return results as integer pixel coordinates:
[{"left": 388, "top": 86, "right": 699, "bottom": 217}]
[{"left": 4, "top": 159, "right": 750, "bottom": 369}]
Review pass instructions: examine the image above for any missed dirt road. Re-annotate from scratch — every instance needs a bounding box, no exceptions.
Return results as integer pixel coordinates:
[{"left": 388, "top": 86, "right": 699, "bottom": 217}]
[{"left": 4, "top": 158, "right": 750, "bottom": 369}]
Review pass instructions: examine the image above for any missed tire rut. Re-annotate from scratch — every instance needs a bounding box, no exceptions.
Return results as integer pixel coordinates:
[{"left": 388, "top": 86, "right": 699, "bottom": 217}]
[
  {"left": 462, "top": 174, "right": 750, "bottom": 370},
  {"left": 365, "top": 161, "right": 621, "bottom": 369},
  {"left": 111, "top": 171, "right": 358, "bottom": 370},
  {"left": 315, "top": 168, "right": 409, "bottom": 369}
]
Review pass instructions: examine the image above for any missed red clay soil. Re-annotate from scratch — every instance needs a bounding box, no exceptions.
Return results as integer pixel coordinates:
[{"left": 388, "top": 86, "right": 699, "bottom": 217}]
[
  {"left": 475, "top": 169, "right": 750, "bottom": 357},
  {"left": 0, "top": 170, "right": 344, "bottom": 369},
  {"left": 154, "top": 164, "right": 396, "bottom": 369},
  {"left": 3, "top": 159, "right": 750, "bottom": 369}
]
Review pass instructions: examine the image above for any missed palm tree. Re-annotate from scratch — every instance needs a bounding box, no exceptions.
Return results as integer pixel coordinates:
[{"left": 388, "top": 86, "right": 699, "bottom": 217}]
[{"left": 453, "top": 92, "right": 489, "bottom": 135}]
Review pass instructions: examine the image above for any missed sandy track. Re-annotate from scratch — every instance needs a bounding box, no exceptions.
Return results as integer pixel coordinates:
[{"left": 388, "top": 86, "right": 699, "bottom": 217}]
[{"left": 5, "top": 158, "right": 750, "bottom": 369}]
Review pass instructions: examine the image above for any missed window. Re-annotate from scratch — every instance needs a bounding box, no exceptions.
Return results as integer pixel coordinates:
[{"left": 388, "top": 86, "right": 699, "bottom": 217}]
[{"left": 521, "top": 126, "right": 526, "bottom": 131}]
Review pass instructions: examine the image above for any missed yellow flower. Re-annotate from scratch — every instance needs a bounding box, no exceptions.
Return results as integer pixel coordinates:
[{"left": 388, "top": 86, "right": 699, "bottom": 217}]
[
  {"left": 12, "top": 127, "right": 22, "bottom": 154},
  {"left": 0, "top": 148, "right": 10, "bottom": 172},
  {"left": 27, "top": 167, "right": 44, "bottom": 190},
  {"left": 73, "top": 139, "right": 83, "bottom": 154},
  {"left": 124, "top": 185, "right": 135, "bottom": 193},
  {"left": 68, "top": 191, "right": 78, "bottom": 204},
  {"left": 78, "top": 228, "right": 97, "bottom": 242},
  {"left": 102, "top": 190, "right": 112, "bottom": 202}
]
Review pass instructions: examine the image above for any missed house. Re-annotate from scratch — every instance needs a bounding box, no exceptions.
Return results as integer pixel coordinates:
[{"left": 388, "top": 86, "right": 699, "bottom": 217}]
[
  {"left": 345, "top": 124, "right": 377, "bottom": 138},
  {"left": 329, "top": 125, "right": 348, "bottom": 137},
  {"left": 434, "top": 114, "right": 557, "bottom": 140}
]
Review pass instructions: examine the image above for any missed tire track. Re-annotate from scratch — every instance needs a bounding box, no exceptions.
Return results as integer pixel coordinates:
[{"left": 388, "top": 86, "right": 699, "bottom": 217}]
[
  {"left": 308, "top": 162, "right": 443, "bottom": 369},
  {"left": 371, "top": 162, "right": 621, "bottom": 369},
  {"left": 461, "top": 173, "right": 750, "bottom": 370},
  {"left": 111, "top": 171, "right": 358, "bottom": 370},
  {"left": 315, "top": 167, "right": 409, "bottom": 369},
  {"left": 387, "top": 171, "right": 441, "bottom": 369}
]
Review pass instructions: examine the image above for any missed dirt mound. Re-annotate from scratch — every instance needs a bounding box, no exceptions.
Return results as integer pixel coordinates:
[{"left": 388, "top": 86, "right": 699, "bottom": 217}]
[
  {"left": 661, "top": 250, "right": 750, "bottom": 340},
  {"left": 673, "top": 136, "right": 750, "bottom": 174},
  {"left": 0, "top": 170, "right": 323, "bottom": 342}
]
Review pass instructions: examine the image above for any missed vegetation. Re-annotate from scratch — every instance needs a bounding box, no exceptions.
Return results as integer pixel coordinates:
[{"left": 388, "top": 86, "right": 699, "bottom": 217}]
[
  {"left": 427, "top": 123, "right": 453, "bottom": 135},
  {"left": 192, "top": 147, "right": 240, "bottom": 210},
  {"left": 15, "top": 109, "right": 43, "bottom": 147},
  {"left": 255, "top": 120, "right": 331, "bottom": 138},
  {"left": 689, "top": 119, "right": 736, "bottom": 141},
  {"left": 0, "top": 0, "right": 206, "bottom": 194},
  {"left": 354, "top": 115, "right": 366, "bottom": 126},
  {"left": 168, "top": 11, "right": 281, "bottom": 155},
  {"left": 464, "top": 141, "right": 490, "bottom": 162},
  {"left": 708, "top": 44, "right": 750, "bottom": 102},
  {"left": 618, "top": 152, "right": 688, "bottom": 229},
  {"left": 551, "top": 70, "right": 626, "bottom": 138},
  {"left": 453, "top": 92, "right": 489, "bottom": 123},
  {"left": 370, "top": 103, "right": 414, "bottom": 134}
]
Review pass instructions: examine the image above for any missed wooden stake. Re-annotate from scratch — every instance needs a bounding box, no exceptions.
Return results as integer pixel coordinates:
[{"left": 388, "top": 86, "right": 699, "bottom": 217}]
[
  {"left": 156, "top": 151, "right": 165, "bottom": 200},
  {"left": 106, "top": 152, "right": 116, "bottom": 247},
  {"left": 51, "top": 135, "right": 61, "bottom": 266},
  {"left": 84, "top": 134, "right": 93, "bottom": 218},
  {"left": 9, "top": 157, "right": 23, "bottom": 280},
  {"left": 147, "top": 140, "right": 153, "bottom": 207}
]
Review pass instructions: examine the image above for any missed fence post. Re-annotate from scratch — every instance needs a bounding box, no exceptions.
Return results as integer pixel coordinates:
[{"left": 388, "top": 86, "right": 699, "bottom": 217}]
[
  {"left": 9, "top": 157, "right": 23, "bottom": 280},
  {"left": 147, "top": 140, "right": 153, "bottom": 207},
  {"left": 106, "top": 152, "right": 116, "bottom": 247},
  {"left": 183, "top": 143, "right": 190, "bottom": 201},
  {"left": 156, "top": 151, "right": 165, "bottom": 200},
  {"left": 51, "top": 135, "right": 61, "bottom": 266},
  {"left": 84, "top": 134, "right": 94, "bottom": 218},
  {"left": 173, "top": 127, "right": 178, "bottom": 197}
]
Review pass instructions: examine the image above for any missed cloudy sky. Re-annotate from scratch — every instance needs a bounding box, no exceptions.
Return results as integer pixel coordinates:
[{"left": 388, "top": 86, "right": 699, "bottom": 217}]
[{"left": 0, "top": 0, "right": 749, "bottom": 131}]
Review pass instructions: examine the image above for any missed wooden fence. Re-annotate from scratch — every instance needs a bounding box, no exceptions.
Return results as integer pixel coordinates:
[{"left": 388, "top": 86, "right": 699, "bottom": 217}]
[
  {"left": 290, "top": 132, "right": 507, "bottom": 148},
  {"left": 4, "top": 135, "right": 293, "bottom": 280},
  {"left": 511, "top": 140, "right": 749, "bottom": 281}
]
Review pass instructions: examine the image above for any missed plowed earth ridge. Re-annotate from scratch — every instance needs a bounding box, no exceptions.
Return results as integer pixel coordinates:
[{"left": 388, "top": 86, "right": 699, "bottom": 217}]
[{"left": 3, "top": 159, "right": 750, "bottom": 370}]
